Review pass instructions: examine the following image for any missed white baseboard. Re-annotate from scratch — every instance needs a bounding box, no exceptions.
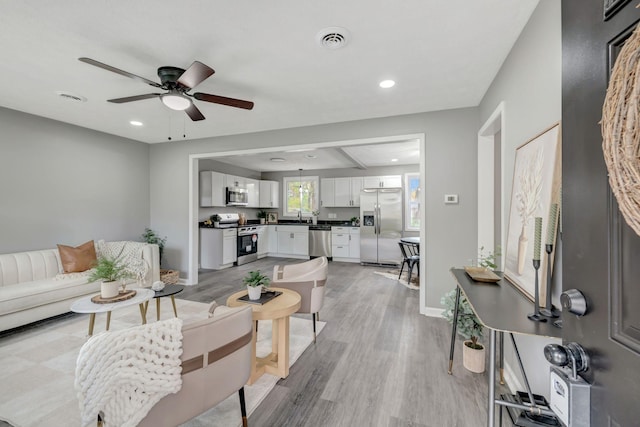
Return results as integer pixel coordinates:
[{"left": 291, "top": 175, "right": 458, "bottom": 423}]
[
  {"left": 423, "top": 306, "right": 444, "bottom": 318},
  {"left": 502, "top": 361, "right": 523, "bottom": 394}
]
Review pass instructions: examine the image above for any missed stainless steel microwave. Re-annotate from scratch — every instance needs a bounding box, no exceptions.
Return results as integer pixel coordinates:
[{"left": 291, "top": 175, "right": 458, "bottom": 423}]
[{"left": 226, "top": 186, "right": 248, "bottom": 206}]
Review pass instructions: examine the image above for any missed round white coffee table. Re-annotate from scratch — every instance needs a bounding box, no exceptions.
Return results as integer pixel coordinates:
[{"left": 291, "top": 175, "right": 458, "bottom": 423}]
[{"left": 70, "top": 288, "right": 155, "bottom": 336}]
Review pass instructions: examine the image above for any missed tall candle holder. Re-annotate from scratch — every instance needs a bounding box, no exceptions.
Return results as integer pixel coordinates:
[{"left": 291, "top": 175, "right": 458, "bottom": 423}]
[
  {"left": 540, "top": 244, "right": 560, "bottom": 318},
  {"left": 528, "top": 217, "right": 547, "bottom": 322},
  {"left": 527, "top": 259, "right": 547, "bottom": 322}
]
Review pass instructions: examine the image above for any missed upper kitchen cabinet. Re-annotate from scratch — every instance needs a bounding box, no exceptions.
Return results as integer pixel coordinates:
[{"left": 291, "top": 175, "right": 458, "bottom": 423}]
[
  {"left": 246, "top": 178, "right": 260, "bottom": 207},
  {"left": 200, "top": 171, "right": 225, "bottom": 207},
  {"left": 259, "top": 180, "right": 279, "bottom": 208},
  {"left": 363, "top": 175, "right": 402, "bottom": 188},
  {"left": 320, "top": 178, "right": 335, "bottom": 207},
  {"left": 321, "top": 177, "right": 364, "bottom": 207},
  {"left": 226, "top": 175, "right": 245, "bottom": 188}
]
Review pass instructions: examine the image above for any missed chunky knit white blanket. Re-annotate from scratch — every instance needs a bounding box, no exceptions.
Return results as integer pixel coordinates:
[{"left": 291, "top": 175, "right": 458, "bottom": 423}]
[{"left": 75, "top": 318, "right": 183, "bottom": 427}]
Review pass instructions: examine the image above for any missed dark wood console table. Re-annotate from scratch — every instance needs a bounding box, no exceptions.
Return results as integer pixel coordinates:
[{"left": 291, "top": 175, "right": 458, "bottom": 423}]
[{"left": 449, "top": 268, "right": 562, "bottom": 426}]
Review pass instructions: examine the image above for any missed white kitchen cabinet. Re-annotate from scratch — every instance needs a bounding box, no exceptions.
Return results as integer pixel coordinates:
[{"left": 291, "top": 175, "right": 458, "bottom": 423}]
[
  {"left": 200, "top": 228, "right": 237, "bottom": 269},
  {"left": 259, "top": 180, "right": 279, "bottom": 208},
  {"left": 246, "top": 178, "right": 260, "bottom": 208},
  {"left": 350, "top": 177, "right": 364, "bottom": 206},
  {"left": 226, "top": 174, "right": 245, "bottom": 188},
  {"left": 320, "top": 178, "right": 335, "bottom": 207},
  {"left": 267, "top": 225, "right": 278, "bottom": 254},
  {"left": 256, "top": 225, "right": 268, "bottom": 258},
  {"left": 331, "top": 226, "right": 360, "bottom": 263},
  {"left": 322, "top": 177, "right": 364, "bottom": 207},
  {"left": 200, "top": 171, "right": 226, "bottom": 207},
  {"left": 363, "top": 175, "right": 402, "bottom": 188},
  {"left": 334, "top": 177, "right": 351, "bottom": 206},
  {"left": 273, "top": 225, "right": 309, "bottom": 259}
]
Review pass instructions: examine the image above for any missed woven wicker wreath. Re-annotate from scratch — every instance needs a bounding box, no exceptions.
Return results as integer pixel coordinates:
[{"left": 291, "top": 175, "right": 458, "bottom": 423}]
[{"left": 602, "top": 23, "right": 640, "bottom": 237}]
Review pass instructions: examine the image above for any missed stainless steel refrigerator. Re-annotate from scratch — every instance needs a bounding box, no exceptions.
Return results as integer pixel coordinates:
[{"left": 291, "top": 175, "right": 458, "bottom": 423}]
[{"left": 360, "top": 188, "right": 403, "bottom": 266}]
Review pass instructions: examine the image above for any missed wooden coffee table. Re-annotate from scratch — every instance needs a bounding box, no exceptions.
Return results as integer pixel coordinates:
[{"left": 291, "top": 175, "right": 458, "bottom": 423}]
[
  {"left": 70, "top": 288, "right": 155, "bottom": 336},
  {"left": 227, "top": 287, "right": 301, "bottom": 385}
]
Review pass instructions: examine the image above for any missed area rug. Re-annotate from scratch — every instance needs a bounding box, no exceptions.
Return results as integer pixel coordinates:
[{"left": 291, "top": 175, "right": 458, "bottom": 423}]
[
  {"left": 374, "top": 269, "right": 420, "bottom": 290},
  {"left": 0, "top": 299, "right": 324, "bottom": 427}
]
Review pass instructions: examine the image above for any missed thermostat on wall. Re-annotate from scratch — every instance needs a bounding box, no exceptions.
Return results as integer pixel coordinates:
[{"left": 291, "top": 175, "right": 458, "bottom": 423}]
[{"left": 444, "top": 194, "right": 459, "bottom": 204}]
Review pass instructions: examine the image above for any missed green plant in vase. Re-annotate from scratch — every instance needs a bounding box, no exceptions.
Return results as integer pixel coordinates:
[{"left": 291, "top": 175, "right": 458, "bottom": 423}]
[
  {"left": 441, "top": 289, "right": 485, "bottom": 372},
  {"left": 243, "top": 270, "right": 270, "bottom": 300},
  {"left": 89, "top": 255, "right": 134, "bottom": 299},
  {"left": 477, "top": 246, "right": 501, "bottom": 270},
  {"left": 141, "top": 228, "right": 167, "bottom": 267},
  {"left": 257, "top": 210, "right": 268, "bottom": 224}
]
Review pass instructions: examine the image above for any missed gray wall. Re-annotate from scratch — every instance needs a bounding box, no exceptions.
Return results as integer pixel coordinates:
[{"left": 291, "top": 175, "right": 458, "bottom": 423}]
[
  {"left": 0, "top": 106, "right": 150, "bottom": 253},
  {"left": 149, "top": 107, "right": 479, "bottom": 310},
  {"left": 478, "top": 0, "right": 561, "bottom": 398}
]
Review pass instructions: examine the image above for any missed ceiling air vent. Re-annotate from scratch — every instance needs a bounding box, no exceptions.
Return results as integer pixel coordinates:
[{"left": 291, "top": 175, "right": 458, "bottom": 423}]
[
  {"left": 316, "top": 27, "right": 350, "bottom": 49},
  {"left": 56, "top": 91, "right": 87, "bottom": 102}
]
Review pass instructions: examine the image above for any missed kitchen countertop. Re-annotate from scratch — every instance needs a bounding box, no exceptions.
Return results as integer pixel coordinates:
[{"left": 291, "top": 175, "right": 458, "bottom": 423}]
[{"left": 199, "top": 220, "right": 359, "bottom": 229}]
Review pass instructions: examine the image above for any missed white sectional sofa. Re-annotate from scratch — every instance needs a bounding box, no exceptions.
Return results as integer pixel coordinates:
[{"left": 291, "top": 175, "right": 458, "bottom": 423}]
[{"left": 0, "top": 242, "right": 160, "bottom": 332}]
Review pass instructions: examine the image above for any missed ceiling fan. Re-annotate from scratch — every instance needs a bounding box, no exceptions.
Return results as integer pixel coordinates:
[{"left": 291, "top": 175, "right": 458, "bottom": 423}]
[{"left": 78, "top": 57, "right": 254, "bottom": 121}]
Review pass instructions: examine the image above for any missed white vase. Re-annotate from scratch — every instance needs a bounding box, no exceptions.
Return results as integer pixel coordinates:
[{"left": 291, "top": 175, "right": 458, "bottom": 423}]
[
  {"left": 462, "top": 340, "right": 486, "bottom": 373},
  {"left": 517, "top": 225, "right": 528, "bottom": 275},
  {"left": 312, "top": 216, "right": 317, "bottom": 225},
  {"left": 101, "top": 281, "right": 120, "bottom": 299},
  {"left": 260, "top": 218, "right": 266, "bottom": 224},
  {"left": 247, "top": 285, "right": 263, "bottom": 300}
]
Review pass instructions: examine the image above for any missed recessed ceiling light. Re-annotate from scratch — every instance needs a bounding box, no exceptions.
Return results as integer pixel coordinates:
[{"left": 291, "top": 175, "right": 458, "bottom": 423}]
[
  {"left": 391, "top": 158, "right": 399, "bottom": 162},
  {"left": 129, "top": 120, "right": 143, "bottom": 127},
  {"left": 379, "top": 80, "right": 395, "bottom": 89},
  {"left": 305, "top": 154, "right": 317, "bottom": 159},
  {"left": 270, "top": 158, "right": 286, "bottom": 162}
]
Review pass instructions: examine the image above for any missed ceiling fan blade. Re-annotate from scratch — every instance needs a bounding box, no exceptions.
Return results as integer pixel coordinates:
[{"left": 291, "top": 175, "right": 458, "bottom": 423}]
[
  {"left": 185, "top": 103, "right": 205, "bottom": 121},
  {"left": 193, "top": 92, "right": 254, "bottom": 110},
  {"left": 177, "top": 61, "right": 215, "bottom": 89},
  {"left": 107, "top": 93, "right": 162, "bottom": 103},
  {"left": 78, "top": 57, "right": 162, "bottom": 88}
]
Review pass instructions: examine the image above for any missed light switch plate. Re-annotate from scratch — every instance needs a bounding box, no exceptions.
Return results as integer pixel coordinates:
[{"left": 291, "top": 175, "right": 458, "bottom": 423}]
[{"left": 444, "top": 194, "right": 459, "bottom": 204}]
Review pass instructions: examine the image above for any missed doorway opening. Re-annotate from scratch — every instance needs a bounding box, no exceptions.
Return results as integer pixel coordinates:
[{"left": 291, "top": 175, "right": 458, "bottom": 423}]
[
  {"left": 187, "top": 133, "right": 427, "bottom": 312},
  {"left": 477, "top": 102, "right": 505, "bottom": 266}
]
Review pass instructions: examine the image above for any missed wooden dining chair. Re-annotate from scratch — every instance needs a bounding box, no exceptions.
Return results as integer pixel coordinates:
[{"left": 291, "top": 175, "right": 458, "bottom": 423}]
[{"left": 398, "top": 241, "right": 420, "bottom": 285}]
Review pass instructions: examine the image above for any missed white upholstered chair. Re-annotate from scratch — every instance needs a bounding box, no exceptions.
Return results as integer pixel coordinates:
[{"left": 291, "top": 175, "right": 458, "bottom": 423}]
[
  {"left": 138, "top": 305, "right": 253, "bottom": 427},
  {"left": 271, "top": 256, "right": 328, "bottom": 343}
]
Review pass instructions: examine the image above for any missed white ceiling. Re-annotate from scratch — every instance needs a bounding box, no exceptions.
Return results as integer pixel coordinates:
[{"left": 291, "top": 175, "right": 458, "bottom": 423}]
[
  {"left": 214, "top": 140, "right": 421, "bottom": 172},
  {"left": 0, "top": 0, "right": 538, "bottom": 144}
]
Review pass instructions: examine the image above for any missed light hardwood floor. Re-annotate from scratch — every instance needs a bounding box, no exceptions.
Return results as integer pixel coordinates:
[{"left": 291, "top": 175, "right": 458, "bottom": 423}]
[
  {"left": 0, "top": 258, "right": 499, "bottom": 427},
  {"left": 183, "top": 258, "right": 491, "bottom": 427}
]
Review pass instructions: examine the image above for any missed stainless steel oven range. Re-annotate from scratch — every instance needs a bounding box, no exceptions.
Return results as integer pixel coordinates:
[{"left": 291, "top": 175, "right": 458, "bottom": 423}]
[{"left": 236, "top": 225, "right": 259, "bottom": 265}]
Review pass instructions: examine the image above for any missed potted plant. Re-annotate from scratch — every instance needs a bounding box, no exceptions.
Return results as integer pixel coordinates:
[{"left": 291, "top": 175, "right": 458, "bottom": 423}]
[
  {"left": 88, "top": 255, "right": 134, "bottom": 299},
  {"left": 242, "top": 270, "right": 270, "bottom": 300},
  {"left": 141, "top": 228, "right": 167, "bottom": 267},
  {"left": 350, "top": 216, "right": 360, "bottom": 226},
  {"left": 441, "top": 289, "right": 485, "bottom": 373},
  {"left": 311, "top": 210, "right": 320, "bottom": 225},
  {"left": 477, "top": 246, "right": 501, "bottom": 270},
  {"left": 257, "top": 210, "right": 268, "bottom": 224},
  {"left": 211, "top": 214, "right": 221, "bottom": 228}
]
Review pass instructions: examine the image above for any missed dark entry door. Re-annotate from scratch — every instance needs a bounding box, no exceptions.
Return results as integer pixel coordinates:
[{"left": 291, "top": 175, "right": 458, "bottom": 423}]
[{"left": 562, "top": 1, "right": 640, "bottom": 425}]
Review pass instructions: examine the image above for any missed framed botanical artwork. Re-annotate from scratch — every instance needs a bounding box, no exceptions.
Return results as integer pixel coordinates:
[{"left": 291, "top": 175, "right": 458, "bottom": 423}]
[
  {"left": 504, "top": 123, "right": 562, "bottom": 305},
  {"left": 267, "top": 212, "right": 278, "bottom": 224},
  {"left": 405, "top": 173, "right": 421, "bottom": 231}
]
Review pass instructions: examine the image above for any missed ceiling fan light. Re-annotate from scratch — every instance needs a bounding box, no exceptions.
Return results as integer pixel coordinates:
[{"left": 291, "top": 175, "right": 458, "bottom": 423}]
[{"left": 161, "top": 93, "right": 191, "bottom": 111}]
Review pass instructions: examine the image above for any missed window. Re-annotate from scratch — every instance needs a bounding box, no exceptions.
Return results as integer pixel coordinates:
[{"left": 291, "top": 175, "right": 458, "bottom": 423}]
[
  {"left": 405, "top": 173, "right": 421, "bottom": 231},
  {"left": 283, "top": 175, "right": 319, "bottom": 218}
]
